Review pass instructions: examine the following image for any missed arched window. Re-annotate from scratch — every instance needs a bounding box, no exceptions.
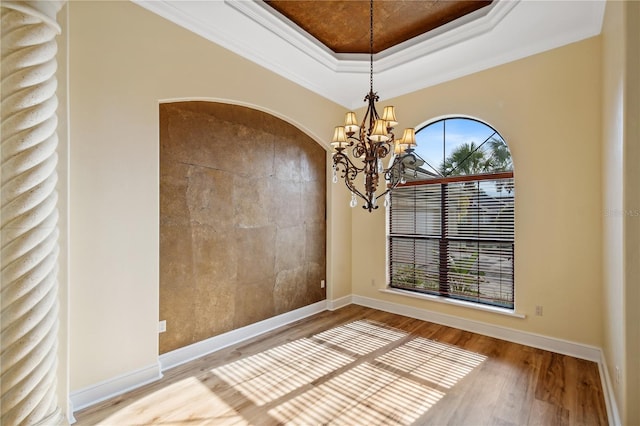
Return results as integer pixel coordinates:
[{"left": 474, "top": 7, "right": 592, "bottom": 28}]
[{"left": 388, "top": 117, "right": 514, "bottom": 309}]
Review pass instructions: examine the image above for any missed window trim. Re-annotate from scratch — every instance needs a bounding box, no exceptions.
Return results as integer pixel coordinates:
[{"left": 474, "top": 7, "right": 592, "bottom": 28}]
[
  {"left": 379, "top": 287, "right": 525, "bottom": 318},
  {"left": 392, "top": 171, "right": 514, "bottom": 187}
]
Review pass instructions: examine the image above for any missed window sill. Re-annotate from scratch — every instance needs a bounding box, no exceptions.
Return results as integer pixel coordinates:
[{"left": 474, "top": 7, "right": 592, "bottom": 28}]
[{"left": 379, "top": 287, "right": 526, "bottom": 319}]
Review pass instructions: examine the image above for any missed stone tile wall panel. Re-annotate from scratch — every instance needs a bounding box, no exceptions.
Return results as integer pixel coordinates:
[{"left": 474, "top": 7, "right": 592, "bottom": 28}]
[{"left": 159, "top": 102, "right": 326, "bottom": 354}]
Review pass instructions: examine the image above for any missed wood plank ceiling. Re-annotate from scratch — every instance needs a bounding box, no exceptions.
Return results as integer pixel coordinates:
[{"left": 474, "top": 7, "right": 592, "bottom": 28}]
[{"left": 264, "top": 0, "right": 493, "bottom": 54}]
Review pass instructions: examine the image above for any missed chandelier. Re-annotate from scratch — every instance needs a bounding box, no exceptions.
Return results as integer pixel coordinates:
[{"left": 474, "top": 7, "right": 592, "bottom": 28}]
[{"left": 331, "top": 0, "right": 418, "bottom": 212}]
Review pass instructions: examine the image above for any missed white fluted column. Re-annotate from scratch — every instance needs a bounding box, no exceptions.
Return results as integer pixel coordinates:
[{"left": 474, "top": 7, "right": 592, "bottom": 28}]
[{"left": 1, "top": 1, "right": 66, "bottom": 425}]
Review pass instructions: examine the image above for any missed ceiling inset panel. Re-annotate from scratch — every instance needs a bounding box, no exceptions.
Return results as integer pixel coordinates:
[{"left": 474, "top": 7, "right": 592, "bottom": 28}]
[{"left": 264, "top": 0, "right": 492, "bottom": 54}]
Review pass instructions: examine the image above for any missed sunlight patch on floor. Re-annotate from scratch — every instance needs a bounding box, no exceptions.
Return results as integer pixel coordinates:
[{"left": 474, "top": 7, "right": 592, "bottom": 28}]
[
  {"left": 376, "top": 337, "right": 487, "bottom": 389},
  {"left": 311, "top": 320, "right": 408, "bottom": 355},
  {"left": 207, "top": 320, "right": 485, "bottom": 425},
  {"left": 269, "top": 362, "right": 445, "bottom": 426},
  {"left": 97, "top": 376, "right": 246, "bottom": 426},
  {"left": 212, "top": 337, "right": 354, "bottom": 405}
]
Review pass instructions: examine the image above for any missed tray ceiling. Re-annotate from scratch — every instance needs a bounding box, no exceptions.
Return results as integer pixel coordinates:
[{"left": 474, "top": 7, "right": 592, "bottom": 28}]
[
  {"left": 133, "top": 0, "right": 606, "bottom": 109},
  {"left": 264, "top": 0, "right": 492, "bottom": 54}
]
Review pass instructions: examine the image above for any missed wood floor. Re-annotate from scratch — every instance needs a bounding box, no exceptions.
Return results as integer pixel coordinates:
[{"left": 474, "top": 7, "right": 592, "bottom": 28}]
[{"left": 74, "top": 305, "right": 608, "bottom": 425}]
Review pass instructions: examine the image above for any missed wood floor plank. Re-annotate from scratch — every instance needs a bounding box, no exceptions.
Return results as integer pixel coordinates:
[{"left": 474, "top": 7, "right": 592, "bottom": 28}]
[
  {"left": 535, "top": 351, "right": 567, "bottom": 406},
  {"left": 74, "top": 306, "right": 607, "bottom": 426},
  {"left": 571, "top": 358, "right": 608, "bottom": 425},
  {"left": 490, "top": 344, "right": 540, "bottom": 424},
  {"left": 528, "top": 399, "right": 571, "bottom": 426}
]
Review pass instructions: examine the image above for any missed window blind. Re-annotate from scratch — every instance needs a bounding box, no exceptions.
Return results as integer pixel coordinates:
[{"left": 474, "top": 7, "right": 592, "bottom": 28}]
[{"left": 389, "top": 175, "right": 514, "bottom": 309}]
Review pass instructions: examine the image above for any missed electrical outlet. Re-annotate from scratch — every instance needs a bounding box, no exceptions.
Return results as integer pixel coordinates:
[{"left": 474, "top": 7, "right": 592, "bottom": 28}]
[
  {"left": 321, "top": 280, "right": 325, "bottom": 289},
  {"left": 371, "top": 279, "right": 375, "bottom": 287},
  {"left": 615, "top": 366, "right": 621, "bottom": 384},
  {"left": 158, "top": 320, "right": 166, "bottom": 333},
  {"left": 535, "top": 305, "right": 543, "bottom": 316}
]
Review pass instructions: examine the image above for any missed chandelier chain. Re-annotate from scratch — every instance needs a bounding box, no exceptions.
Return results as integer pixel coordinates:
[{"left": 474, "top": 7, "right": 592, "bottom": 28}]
[{"left": 369, "top": 0, "right": 373, "bottom": 93}]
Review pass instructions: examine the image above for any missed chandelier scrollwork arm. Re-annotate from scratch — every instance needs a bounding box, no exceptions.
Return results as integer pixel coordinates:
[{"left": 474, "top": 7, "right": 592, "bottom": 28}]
[{"left": 332, "top": 148, "right": 368, "bottom": 206}]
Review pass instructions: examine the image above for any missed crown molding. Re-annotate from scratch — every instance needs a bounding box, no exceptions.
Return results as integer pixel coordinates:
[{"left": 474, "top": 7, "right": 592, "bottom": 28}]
[
  {"left": 133, "top": 0, "right": 605, "bottom": 109},
  {"left": 232, "top": 0, "right": 515, "bottom": 74}
]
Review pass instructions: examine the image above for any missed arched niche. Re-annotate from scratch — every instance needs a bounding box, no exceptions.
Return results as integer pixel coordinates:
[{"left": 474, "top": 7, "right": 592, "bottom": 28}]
[{"left": 159, "top": 101, "right": 326, "bottom": 353}]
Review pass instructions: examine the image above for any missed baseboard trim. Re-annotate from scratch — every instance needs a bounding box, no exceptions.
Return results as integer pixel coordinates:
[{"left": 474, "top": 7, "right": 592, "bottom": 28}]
[
  {"left": 599, "top": 352, "right": 622, "bottom": 426},
  {"left": 326, "top": 294, "right": 352, "bottom": 311},
  {"left": 69, "top": 362, "right": 162, "bottom": 417},
  {"left": 68, "top": 400, "right": 76, "bottom": 424},
  {"left": 351, "top": 295, "right": 602, "bottom": 362},
  {"left": 159, "top": 300, "right": 327, "bottom": 372}
]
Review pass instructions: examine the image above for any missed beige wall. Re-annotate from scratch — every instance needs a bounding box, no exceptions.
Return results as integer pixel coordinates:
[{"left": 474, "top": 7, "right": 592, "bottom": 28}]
[
  {"left": 66, "top": 1, "right": 347, "bottom": 391},
  {"left": 601, "top": 0, "right": 626, "bottom": 420},
  {"left": 602, "top": 1, "right": 640, "bottom": 423},
  {"left": 623, "top": 4, "right": 640, "bottom": 423},
  {"left": 328, "top": 180, "right": 354, "bottom": 302},
  {"left": 351, "top": 37, "right": 604, "bottom": 347}
]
